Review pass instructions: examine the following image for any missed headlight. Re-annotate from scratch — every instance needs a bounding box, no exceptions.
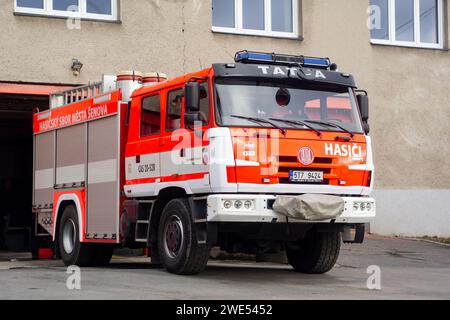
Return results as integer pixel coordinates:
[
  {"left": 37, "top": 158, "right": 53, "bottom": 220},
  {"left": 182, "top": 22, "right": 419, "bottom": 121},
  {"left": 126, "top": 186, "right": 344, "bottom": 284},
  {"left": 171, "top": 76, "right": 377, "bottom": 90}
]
[
  {"left": 352, "top": 201, "right": 374, "bottom": 212},
  {"left": 223, "top": 200, "right": 233, "bottom": 209},
  {"left": 244, "top": 200, "right": 253, "bottom": 210},
  {"left": 222, "top": 199, "right": 255, "bottom": 211}
]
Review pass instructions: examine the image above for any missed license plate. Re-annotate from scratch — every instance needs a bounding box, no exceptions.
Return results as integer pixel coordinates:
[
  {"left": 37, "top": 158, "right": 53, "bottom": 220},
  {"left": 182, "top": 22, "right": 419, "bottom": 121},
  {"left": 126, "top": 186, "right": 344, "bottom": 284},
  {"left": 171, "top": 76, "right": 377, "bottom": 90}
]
[{"left": 289, "top": 171, "right": 324, "bottom": 183}]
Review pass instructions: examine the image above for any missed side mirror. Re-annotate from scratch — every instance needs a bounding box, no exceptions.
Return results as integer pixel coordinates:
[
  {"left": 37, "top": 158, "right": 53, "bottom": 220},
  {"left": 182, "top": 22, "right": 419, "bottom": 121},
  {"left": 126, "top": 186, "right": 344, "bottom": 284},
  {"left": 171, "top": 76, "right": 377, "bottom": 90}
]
[
  {"left": 184, "top": 112, "right": 200, "bottom": 127},
  {"left": 362, "top": 122, "right": 370, "bottom": 134},
  {"left": 185, "top": 82, "right": 200, "bottom": 112},
  {"left": 357, "top": 94, "right": 369, "bottom": 122}
]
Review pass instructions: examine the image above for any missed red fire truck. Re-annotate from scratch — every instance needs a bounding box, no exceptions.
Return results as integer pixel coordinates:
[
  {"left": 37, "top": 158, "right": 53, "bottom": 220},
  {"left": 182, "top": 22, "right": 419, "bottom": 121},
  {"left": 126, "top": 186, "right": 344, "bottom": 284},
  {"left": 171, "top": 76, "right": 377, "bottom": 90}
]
[{"left": 32, "top": 51, "right": 375, "bottom": 275}]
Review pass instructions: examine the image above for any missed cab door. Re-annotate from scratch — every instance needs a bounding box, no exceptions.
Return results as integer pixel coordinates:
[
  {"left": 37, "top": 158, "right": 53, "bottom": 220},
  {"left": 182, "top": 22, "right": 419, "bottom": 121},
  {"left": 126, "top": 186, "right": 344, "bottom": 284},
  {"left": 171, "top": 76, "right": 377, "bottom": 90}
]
[
  {"left": 160, "top": 86, "right": 185, "bottom": 180},
  {"left": 159, "top": 82, "right": 211, "bottom": 194},
  {"left": 125, "top": 93, "right": 162, "bottom": 194}
]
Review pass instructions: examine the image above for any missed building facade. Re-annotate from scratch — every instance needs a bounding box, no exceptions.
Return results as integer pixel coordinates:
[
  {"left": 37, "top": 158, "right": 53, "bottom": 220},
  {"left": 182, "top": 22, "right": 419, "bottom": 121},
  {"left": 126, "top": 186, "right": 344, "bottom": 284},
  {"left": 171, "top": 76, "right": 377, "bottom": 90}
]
[{"left": 0, "top": 0, "right": 449, "bottom": 242}]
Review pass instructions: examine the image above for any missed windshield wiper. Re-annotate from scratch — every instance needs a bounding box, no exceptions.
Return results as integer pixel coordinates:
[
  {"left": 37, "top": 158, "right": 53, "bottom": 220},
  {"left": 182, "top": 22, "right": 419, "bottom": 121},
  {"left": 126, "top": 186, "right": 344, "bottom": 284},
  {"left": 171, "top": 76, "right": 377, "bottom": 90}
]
[
  {"left": 269, "top": 118, "right": 322, "bottom": 137},
  {"left": 304, "top": 120, "right": 354, "bottom": 138},
  {"left": 230, "top": 115, "right": 287, "bottom": 135}
]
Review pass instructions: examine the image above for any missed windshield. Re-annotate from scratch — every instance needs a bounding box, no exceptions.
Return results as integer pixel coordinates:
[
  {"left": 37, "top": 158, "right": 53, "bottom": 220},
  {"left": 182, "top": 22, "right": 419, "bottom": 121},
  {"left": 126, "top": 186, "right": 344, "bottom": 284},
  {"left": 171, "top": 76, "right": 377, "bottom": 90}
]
[{"left": 215, "top": 79, "right": 364, "bottom": 134}]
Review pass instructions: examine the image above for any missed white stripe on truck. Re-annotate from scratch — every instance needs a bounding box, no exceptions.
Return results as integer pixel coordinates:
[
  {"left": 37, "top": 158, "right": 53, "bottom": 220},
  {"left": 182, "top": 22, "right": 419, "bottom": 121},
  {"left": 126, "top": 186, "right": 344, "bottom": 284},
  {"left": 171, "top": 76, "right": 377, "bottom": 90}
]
[
  {"left": 34, "top": 168, "right": 54, "bottom": 190},
  {"left": 88, "top": 159, "right": 117, "bottom": 184},
  {"left": 56, "top": 164, "right": 85, "bottom": 185}
]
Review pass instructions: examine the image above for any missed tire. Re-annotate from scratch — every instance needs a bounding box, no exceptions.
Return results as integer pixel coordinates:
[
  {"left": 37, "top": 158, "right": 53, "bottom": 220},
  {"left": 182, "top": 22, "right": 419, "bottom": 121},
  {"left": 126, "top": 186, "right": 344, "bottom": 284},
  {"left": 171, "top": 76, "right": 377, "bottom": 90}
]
[
  {"left": 58, "top": 205, "right": 93, "bottom": 267},
  {"left": 92, "top": 245, "right": 114, "bottom": 266},
  {"left": 286, "top": 231, "right": 341, "bottom": 274},
  {"left": 157, "top": 198, "right": 209, "bottom": 275}
]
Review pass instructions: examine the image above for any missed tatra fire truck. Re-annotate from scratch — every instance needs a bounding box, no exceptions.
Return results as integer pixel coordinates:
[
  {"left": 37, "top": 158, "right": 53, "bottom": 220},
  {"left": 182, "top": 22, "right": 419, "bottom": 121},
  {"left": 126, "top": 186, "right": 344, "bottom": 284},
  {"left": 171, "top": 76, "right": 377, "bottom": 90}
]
[{"left": 32, "top": 51, "right": 375, "bottom": 275}]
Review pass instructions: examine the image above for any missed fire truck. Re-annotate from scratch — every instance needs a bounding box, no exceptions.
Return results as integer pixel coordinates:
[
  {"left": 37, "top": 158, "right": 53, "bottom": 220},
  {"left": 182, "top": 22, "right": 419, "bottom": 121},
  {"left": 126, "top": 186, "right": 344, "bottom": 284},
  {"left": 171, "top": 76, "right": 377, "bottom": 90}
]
[{"left": 32, "top": 51, "right": 375, "bottom": 275}]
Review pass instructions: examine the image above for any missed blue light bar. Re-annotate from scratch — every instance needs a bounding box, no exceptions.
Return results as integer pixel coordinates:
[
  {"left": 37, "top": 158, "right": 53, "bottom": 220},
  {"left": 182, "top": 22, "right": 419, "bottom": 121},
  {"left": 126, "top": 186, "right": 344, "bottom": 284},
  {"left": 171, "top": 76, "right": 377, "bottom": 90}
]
[
  {"left": 235, "top": 51, "right": 274, "bottom": 63},
  {"left": 234, "top": 50, "right": 332, "bottom": 69},
  {"left": 303, "top": 57, "right": 331, "bottom": 68}
]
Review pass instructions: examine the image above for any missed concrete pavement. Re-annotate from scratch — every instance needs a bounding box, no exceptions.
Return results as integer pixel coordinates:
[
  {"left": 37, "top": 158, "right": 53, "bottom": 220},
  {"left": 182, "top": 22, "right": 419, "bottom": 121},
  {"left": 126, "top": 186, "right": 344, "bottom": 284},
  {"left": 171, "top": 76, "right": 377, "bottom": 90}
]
[{"left": 0, "top": 235, "right": 449, "bottom": 300}]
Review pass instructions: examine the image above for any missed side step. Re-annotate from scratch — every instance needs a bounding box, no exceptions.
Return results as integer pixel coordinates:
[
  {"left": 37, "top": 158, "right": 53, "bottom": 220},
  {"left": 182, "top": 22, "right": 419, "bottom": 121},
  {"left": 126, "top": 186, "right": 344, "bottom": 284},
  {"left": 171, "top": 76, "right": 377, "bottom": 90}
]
[{"left": 134, "top": 200, "right": 155, "bottom": 243}]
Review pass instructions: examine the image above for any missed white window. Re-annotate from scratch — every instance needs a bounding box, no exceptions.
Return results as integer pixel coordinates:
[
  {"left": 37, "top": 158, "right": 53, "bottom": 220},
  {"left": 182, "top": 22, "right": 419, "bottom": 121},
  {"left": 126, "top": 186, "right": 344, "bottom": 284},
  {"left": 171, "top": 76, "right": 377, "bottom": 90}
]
[
  {"left": 369, "top": 0, "right": 444, "bottom": 49},
  {"left": 14, "top": 0, "right": 119, "bottom": 21},
  {"left": 212, "top": 0, "right": 299, "bottom": 39}
]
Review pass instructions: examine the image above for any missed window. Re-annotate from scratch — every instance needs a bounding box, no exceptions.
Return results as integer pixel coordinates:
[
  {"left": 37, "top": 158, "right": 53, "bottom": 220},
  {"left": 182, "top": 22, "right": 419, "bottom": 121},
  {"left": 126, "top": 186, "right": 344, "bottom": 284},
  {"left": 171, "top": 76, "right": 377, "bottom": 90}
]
[
  {"left": 215, "top": 79, "right": 363, "bottom": 134},
  {"left": 304, "top": 95, "right": 357, "bottom": 125},
  {"left": 212, "top": 0, "right": 299, "bottom": 38},
  {"left": 166, "top": 83, "right": 209, "bottom": 131},
  {"left": 141, "top": 95, "right": 161, "bottom": 137},
  {"left": 17, "top": 0, "right": 43, "bottom": 9},
  {"left": 369, "top": 0, "right": 444, "bottom": 49},
  {"left": 53, "top": 0, "right": 78, "bottom": 12},
  {"left": 166, "top": 88, "right": 184, "bottom": 132},
  {"left": 86, "top": 0, "right": 112, "bottom": 15},
  {"left": 14, "top": 0, "right": 118, "bottom": 21}
]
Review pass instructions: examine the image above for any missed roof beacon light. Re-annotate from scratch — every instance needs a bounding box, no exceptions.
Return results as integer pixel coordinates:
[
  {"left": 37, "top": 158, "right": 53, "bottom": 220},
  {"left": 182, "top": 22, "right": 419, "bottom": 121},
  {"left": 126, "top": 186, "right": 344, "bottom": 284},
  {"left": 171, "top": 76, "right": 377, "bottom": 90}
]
[
  {"left": 303, "top": 57, "right": 330, "bottom": 68},
  {"left": 234, "top": 50, "right": 332, "bottom": 70}
]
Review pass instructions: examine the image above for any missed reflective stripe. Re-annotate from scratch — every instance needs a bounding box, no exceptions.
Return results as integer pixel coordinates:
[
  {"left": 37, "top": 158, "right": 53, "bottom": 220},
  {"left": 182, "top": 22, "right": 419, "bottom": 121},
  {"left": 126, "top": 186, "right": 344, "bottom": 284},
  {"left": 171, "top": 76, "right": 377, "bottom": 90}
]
[
  {"left": 88, "top": 159, "right": 117, "bottom": 184},
  {"left": 56, "top": 164, "right": 85, "bottom": 184},
  {"left": 125, "top": 153, "right": 160, "bottom": 180},
  {"left": 35, "top": 168, "right": 54, "bottom": 190}
]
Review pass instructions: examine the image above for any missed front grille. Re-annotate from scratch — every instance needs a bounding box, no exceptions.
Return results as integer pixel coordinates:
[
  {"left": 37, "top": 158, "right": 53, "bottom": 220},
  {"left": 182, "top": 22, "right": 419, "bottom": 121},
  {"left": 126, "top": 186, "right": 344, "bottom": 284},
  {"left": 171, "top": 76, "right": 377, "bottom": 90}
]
[
  {"left": 278, "top": 167, "right": 332, "bottom": 174},
  {"left": 277, "top": 156, "right": 332, "bottom": 164},
  {"left": 275, "top": 156, "right": 334, "bottom": 185}
]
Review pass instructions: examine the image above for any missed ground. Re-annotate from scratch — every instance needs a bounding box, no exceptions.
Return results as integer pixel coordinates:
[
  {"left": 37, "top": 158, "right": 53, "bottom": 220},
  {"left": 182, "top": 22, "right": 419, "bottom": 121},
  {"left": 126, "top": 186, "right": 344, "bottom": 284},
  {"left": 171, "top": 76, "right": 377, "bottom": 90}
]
[{"left": 0, "top": 235, "right": 449, "bottom": 300}]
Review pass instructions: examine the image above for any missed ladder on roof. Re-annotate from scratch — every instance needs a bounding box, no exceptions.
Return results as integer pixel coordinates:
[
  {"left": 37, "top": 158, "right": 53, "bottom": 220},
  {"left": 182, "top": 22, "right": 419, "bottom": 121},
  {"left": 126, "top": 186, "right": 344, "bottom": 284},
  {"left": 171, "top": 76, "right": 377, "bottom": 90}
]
[{"left": 50, "top": 81, "right": 103, "bottom": 109}]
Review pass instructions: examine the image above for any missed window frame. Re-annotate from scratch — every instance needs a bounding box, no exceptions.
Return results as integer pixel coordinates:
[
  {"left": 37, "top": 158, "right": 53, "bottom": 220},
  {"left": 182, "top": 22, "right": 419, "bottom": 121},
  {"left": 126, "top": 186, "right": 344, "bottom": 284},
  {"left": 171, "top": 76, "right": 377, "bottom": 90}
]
[
  {"left": 212, "top": 0, "right": 300, "bottom": 39},
  {"left": 14, "top": 0, "right": 119, "bottom": 22},
  {"left": 370, "top": 0, "right": 445, "bottom": 49}
]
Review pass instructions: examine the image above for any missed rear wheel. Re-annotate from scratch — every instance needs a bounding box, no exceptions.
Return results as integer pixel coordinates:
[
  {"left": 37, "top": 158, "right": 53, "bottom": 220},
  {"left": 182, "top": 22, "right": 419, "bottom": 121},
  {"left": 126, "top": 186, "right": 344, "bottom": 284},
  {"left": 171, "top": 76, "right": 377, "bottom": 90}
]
[
  {"left": 158, "top": 198, "right": 209, "bottom": 275},
  {"left": 286, "top": 231, "right": 341, "bottom": 274},
  {"left": 58, "top": 205, "right": 93, "bottom": 267}
]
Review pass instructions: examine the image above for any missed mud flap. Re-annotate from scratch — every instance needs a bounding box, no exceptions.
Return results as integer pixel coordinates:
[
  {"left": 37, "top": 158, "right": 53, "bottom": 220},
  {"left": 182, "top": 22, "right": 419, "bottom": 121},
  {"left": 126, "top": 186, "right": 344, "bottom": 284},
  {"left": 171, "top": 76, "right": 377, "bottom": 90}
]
[
  {"left": 342, "top": 224, "right": 365, "bottom": 244},
  {"left": 188, "top": 197, "right": 208, "bottom": 245},
  {"left": 273, "top": 194, "right": 344, "bottom": 221}
]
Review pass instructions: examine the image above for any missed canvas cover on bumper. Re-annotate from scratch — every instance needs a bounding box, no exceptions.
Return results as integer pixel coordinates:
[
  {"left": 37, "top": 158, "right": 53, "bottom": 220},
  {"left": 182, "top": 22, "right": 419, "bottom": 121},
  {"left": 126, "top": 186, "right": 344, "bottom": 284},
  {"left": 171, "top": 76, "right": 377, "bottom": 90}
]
[{"left": 273, "top": 194, "right": 344, "bottom": 221}]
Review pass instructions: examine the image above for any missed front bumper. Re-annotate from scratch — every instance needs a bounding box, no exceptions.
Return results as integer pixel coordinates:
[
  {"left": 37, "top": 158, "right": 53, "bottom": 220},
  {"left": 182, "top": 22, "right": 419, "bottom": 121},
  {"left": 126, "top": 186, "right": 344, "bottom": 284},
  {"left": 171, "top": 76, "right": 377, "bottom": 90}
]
[{"left": 207, "top": 194, "right": 376, "bottom": 224}]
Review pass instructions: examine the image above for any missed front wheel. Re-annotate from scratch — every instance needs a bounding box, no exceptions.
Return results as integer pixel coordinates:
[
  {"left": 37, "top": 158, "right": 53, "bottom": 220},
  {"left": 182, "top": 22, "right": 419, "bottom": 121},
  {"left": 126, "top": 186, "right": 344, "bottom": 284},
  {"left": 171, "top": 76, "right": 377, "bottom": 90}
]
[
  {"left": 158, "top": 198, "right": 209, "bottom": 275},
  {"left": 286, "top": 231, "right": 341, "bottom": 274}
]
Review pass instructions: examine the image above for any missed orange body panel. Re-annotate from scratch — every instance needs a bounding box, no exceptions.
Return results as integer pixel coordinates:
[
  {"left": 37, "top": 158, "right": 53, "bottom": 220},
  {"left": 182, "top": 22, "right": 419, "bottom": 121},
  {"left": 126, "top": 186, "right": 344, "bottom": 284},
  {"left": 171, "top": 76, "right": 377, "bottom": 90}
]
[{"left": 230, "top": 128, "right": 367, "bottom": 187}]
